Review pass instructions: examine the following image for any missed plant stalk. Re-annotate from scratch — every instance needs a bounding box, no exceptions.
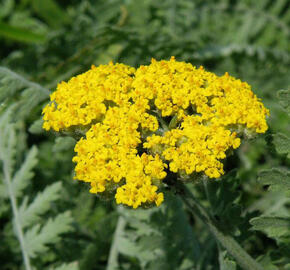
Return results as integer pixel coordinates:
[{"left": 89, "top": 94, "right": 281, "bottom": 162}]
[
  {"left": 106, "top": 213, "right": 126, "bottom": 270},
  {"left": 2, "top": 157, "right": 32, "bottom": 270},
  {"left": 172, "top": 180, "right": 264, "bottom": 270}
]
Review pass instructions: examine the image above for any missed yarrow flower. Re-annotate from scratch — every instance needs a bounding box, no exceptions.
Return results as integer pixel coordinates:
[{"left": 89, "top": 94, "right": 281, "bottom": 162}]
[{"left": 42, "top": 57, "right": 269, "bottom": 208}]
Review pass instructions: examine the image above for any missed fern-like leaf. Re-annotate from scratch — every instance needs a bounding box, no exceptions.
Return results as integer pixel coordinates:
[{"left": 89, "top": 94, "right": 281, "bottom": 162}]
[
  {"left": 117, "top": 195, "right": 201, "bottom": 269},
  {"left": 0, "top": 105, "right": 74, "bottom": 269},
  {"left": 12, "top": 146, "right": 38, "bottom": 198},
  {"left": 0, "top": 67, "right": 49, "bottom": 119},
  {"left": 250, "top": 216, "right": 290, "bottom": 240},
  {"left": 277, "top": 89, "right": 290, "bottom": 116},
  {"left": 18, "top": 182, "right": 63, "bottom": 229},
  {"left": 0, "top": 109, "right": 32, "bottom": 270},
  {"left": 0, "top": 67, "right": 49, "bottom": 101},
  {"left": 273, "top": 133, "right": 290, "bottom": 159},
  {"left": 258, "top": 168, "right": 290, "bottom": 191},
  {"left": 24, "top": 211, "right": 73, "bottom": 258}
]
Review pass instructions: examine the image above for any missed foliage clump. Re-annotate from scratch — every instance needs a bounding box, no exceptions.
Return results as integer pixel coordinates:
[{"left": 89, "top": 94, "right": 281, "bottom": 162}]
[{"left": 0, "top": 1, "right": 289, "bottom": 269}]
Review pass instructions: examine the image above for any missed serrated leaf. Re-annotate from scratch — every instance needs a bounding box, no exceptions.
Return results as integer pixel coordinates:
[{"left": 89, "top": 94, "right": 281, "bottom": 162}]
[
  {"left": 24, "top": 211, "right": 73, "bottom": 258},
  {"left": 19, "top": 182, "right": 62, "bottom": 228},
  {"left": 118, "top": 195, "right": 200, "bottom": 269},
  {"left": 273, "top": 133, "right": 290, "bottom": 158},
  {"left": 250, "top": 216, "right": 290, "bottom": 239},
  {"left": 118, "top": 234, "right": 146, "bottom": 257},
  {"left": 247, "top": 190, "right": 290, "bottom": 216},
  {"left": 0, "top": 67, "right": 49, "bottom": 119},
  {"left": 258, "top": 168, "right": 290, "bottom": 191},
  {"left": 277, "top": 89, "right": 290, "bottom": 116},
  {"left": 12, "top": 146, "right": 38, "bottom": 198},
  {"left": 118, "top": 234, "right": 154, "bottom": 268}
]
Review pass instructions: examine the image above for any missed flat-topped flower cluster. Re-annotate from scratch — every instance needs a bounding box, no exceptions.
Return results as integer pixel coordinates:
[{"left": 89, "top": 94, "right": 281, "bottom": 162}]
[{"left": 42, "top": 57, "right": 269, "bottom": 208}]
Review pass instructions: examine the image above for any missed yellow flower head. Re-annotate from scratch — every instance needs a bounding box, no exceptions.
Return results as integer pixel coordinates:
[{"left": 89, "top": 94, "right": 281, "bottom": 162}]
[
  {"left": 42, "top": 58, "right": 269, "bottom": 208},
  {"left": 42, "top": 62, "right": 135, "bottom": 131}
]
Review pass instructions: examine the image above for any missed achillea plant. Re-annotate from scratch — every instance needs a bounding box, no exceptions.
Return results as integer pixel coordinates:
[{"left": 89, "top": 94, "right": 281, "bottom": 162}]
[{"left": 42, "top": 57, "right": 269, "bottom": 209}]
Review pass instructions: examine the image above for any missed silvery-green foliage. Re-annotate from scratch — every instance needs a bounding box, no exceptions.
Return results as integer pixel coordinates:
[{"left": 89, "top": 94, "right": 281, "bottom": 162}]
[
  {"left": 0, "top": 67, "right": 49, "bottom": 119},
  {"left": 117, "top": 195, "right": 201, "bottom": 270},
  {"left": 277, "top": 90, "right": 290, "bottom": 116},
  {"left": 249, "top": 89, "right": 290, "bottom": 269},
  {"left": 0, "top": 1, "right": 289, "bottom": 269},
  {"left": 0, "top": 92, "right": 76, "bottom": 268}
]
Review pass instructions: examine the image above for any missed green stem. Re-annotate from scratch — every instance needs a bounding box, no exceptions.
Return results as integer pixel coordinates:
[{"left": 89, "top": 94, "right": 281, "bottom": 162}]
[
  {"left": 202, "top": 177, "right": 212, "bottom": 209},
  {"left": 173, "top": 181, "right": 264, "bottom": 270},
  {"left": 106, "top": 213, "right": 126, "bottom": 270},
  {"left": 2, "top": 156, "right": 32, "bottom": 270}
]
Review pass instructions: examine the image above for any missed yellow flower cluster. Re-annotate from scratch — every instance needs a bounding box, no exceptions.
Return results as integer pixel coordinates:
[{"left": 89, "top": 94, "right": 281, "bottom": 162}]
[
  {"left": 42, "top": 63, "right": 135, "bottom": 131},
  {"left": 42, "top": 57, "right": 269, "bottom": 208},
  {"left": 132, "top": 58, "right": 268, "bottom": 133},
  {"left": 72, "top": 105, "right": 165, "bottom": 208},
  {"left": 144, "top": 123, "right": 240, "bottom": 178}
]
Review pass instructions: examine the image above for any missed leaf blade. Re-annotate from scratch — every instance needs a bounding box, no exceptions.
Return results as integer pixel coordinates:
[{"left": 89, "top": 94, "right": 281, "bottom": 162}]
[
  {"left": 24, "top": 211, "right": 73, "bottom": 258},
  {"left": 0, "top": 21, "right": 46, "bottom": 43},
  {"left": 12, "top": 146, "right": 38, "bottom": 198}
]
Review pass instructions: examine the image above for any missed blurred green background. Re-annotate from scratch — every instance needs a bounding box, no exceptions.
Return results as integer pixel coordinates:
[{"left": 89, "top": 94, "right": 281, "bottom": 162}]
[
  {"left": 0, "top": 0, "right": 289, "bottom": 269},
  {"left": 1, "top": 0, "right": 289, "bottom": 131}
]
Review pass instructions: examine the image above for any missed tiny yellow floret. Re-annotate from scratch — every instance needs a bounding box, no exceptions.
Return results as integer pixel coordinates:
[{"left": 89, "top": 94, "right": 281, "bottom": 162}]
[{"left": 42, "top": 58, "right": 269, "bottom": 208}]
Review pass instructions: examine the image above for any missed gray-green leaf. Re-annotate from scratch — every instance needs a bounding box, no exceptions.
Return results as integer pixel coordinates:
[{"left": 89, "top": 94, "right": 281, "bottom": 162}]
[
  {"left": 24, "top": 211, "right": 73, "bottom": 258},
  {"left": 273, "top": 133, "right": 290, "bottom": 158},
  {"left": 250, "top": 216, "right": 290, "bottom": 239},
  {"left": 277, "top": 89, "right": 290, "bottom": 116},
  {"left": 12, "top": 146, "right": 38, "bottom": 198},
  {"left": 19, "top": 182, "right": 63, "bottom": 229},
  {"left": 258, "top": 168, "right": 290, "bottom": 191}
]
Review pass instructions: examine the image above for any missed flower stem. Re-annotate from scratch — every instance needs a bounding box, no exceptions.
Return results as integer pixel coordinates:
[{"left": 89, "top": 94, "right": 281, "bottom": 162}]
[
  {"left": 2, "top": 154, "right": 32, "bottom": 270},
  {"left": 172, "top": 181, "right": 264, "bottom": 270},
  {"left": 106, "top": 212, "right": 126, "bottom": 270}
]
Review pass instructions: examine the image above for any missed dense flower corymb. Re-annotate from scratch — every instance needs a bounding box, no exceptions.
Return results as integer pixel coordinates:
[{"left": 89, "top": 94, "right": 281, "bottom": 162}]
[
  {"left": 42, "top": 57, "right": 269, "bottom": 208},
  {"left": 42, "top": 63, "right": 135, "bottom": 131}
]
